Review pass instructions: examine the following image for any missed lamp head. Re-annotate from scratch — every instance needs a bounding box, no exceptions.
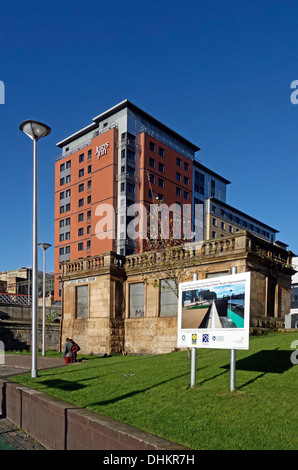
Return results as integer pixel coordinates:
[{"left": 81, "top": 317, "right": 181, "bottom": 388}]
[
  {"left": 38, "top": 243, "right": 52, "bottom": 251},
  {"left": 19, "top": 120, "right": 51, "bottom": 141}
]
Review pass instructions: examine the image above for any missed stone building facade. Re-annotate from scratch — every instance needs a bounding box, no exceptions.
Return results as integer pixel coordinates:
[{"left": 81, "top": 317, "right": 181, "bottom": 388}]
[{"left": 60, "top": 231, "right": 294, "bottom": 355}]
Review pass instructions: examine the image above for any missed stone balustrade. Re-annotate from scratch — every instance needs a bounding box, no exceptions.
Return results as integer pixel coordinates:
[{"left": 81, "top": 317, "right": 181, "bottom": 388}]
[{"left": 61, "top": 231, "right": 293, "bottom": 277}]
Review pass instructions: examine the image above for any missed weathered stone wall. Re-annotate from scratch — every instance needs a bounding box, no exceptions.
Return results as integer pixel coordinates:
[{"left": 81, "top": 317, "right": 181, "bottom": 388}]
[
  {"left": 125, "top": 317, "right": 178, "bottom": 355},
  {"left": 0, "top": 322, "right": 60, "bottom": 351}
]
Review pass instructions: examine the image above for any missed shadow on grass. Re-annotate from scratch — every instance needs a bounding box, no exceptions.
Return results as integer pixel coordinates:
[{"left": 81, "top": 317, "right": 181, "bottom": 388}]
[
  {"left": 226, "top": 349, "right": 294, "bottom": 374},
  {"left": 88, "top": 371, "right": 191, "bottom": 407},
  {"left": 222, "top": 349, "right": 295, "bottom": 389},
  {"left": 40, "top": 379, "right": 86, "bottom": 391}
]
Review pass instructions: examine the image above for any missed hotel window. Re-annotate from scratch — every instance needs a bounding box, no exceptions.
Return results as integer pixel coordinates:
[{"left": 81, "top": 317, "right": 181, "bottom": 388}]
[
  {"left": 78, "top": 242, "right": 84, "bottom": 251},
  {"left": 221, "top": 222, "right": 225, "bottom": 230},
  {"left": 87, "top": 180, "right": 92, "bottom": 189},
  {"left": 60, "top": 177, "right": 65, "bottom": 186},
  {"left": 127, "top": 183, "right": 135, "bottom": 194},
  {"left": 176, "top": 172, "right": 181, "bottom": 182},
  {"left": 60, "top": 206, "right": 65, "bottom": 214},
  {"left": 149, "top": 141, "right": 156, "bottom": 152},
  {"left": 176, "top": 187, "right": 181, "bottom": 196},
  {"left": 121, "top": 149, "right": 125, "bottom": 159},
  {"left": 158, "top": 163, "right": 164, "bottom": 173},
  {"left": 127, "top": 150, "right": 135, "bottom": 162},
  {"left": 149, "top": 174, "right": 155, "bottom": 184},
  {"left": 65, "top": 246, "right": 70, "bottom": 254},
  {"left": 149, "top": 158, "right": 155, "bottom": 168},
  {"left": 121, "top": 182, "right": 125, "bottom": 192},
  {"left": 76, "top": 285, "right": 88, "bottom": 319},
  {"left": 65, "top": 189, "right": 71, "bottom": 197},
  {"left": 87, "top": 195, "right": 91, "bottom": 204},
  {"left": 176, "top": 157, "right": 182, "bottom": 167},
  {"left": 212, "top": 231, "right": 216, "bottom": 238},
  {"left": 229, "top": 225, "right": 233, "bottom": 233},
  {"left": 60, "top": 191, "right": 64, "bottom": 200},
  {"left": 86, "top": 210, "right": 91, "bottom": 219},
  {"left": 78, "top": 198, "right": 84, "bottom": 207},
  {"left": 65, "top": 232, "right": 70, "bottom": 240},
  {"left": 60, "top": 219, "right": 65, "bottom": 228},
  {"left": 78, "top": 213, "right": 84, "bottom": 222},
  {"left": 184, "top": 191, "right": 189, "bottom": 200},
  {"left": 184, "top": 176, "right": 189, "bottom": 186},
  {"left": 59, "top": 247, "right": 64, "bottom": 255},
  {"left": 65, "top": 203, "right": 71, "bottom": 212},
  {"left": 87, "top": 149, "right": 92, "bottom": 159},
  {"left": 60, "top": 163, "right": 65, "bottom": 172},
  {"left": 157, "top": 194, "right": 164, "bottom": 202},
  {"left": 88, "top": 165, "right": 92, "bottom": 174},
  {"left": 79, "top": 183, "right": 84, "bottom": 192},
  {"left": 66, "top": 217, "right": 70, "bottom": 226},
  {"left": 87, "top": 240, "right": 91, "bottom": 249},
  {"left": 78, "top": 228, "right": 84, "bottom": 236},
  {"left": 184, "top": 162, "right": 189, "bottom": 171},
  {"left": 66, "top": 160, "right": 71, "bottom": 169},
  {"left": 87, "top": 225, "right": 91, "bottom": 234},
  {"left": 79, "top": 169, "right": 84, "bottom": 178},
  {"left": 213, "top": 218, "right": 217, "bottom": 226},
  {"left": 60, "top": 233, "right": 64, "bottom": 241},
  {"left": 158, "top": 147, "right": 165, "bottom": 157},
  {"left": 79, "top": 153, "right": 84, "bottom": 163},
  {"left": 65, "top": 175, "right": 70, "bottom": 184},
  {"left": 158, "top": 178, "right": 164, "bottom": 188}
]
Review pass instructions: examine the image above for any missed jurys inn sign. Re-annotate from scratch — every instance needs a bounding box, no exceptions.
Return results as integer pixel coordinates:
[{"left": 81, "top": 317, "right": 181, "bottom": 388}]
[{"left": 95, "top": 142, "right": 109, "bottom": 158}]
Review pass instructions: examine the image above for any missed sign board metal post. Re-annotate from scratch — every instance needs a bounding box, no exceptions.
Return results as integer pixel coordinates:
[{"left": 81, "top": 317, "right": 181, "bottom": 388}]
[
  {"left": 230, "top": 267, "right": 237, "bottom": 392},
  {"left": 190, "top": 273, "right": 198, "bottom": 387},
  {"left": 230, "top": 349, "right": 236, "bottom": 392}
]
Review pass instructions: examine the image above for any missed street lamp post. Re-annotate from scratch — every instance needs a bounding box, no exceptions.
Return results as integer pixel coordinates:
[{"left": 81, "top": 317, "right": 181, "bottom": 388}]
[
  {"left": 38, "top": 243, "right": 51, "bottom": 356},
  {"left": 19, "top": 120, "right": 51, "bottom": 378}
]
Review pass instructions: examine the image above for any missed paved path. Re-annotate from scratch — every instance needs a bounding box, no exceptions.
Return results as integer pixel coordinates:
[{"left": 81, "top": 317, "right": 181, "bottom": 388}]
[
  {"left": 0, "top": 418, "right": 45, "bottom": 450},
  {"left": 0, "top": 355, "right": 66, "bottom": 450},
  {"left": 0, "top": 354, "right": 66, "bottom": 378}
]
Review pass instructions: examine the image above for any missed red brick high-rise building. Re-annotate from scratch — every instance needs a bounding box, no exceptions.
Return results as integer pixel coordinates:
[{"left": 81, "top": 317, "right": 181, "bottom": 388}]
[{"left": 54, "top": 100, "right": 200, "bottom": 300}]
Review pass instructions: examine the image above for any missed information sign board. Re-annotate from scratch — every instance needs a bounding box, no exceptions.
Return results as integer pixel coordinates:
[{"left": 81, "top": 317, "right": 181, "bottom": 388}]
[{"left": 177, "top": 272, "right": 251, "bottom": 350}]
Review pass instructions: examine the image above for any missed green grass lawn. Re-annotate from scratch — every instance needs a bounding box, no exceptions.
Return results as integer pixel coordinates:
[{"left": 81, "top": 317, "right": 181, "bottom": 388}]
[{"left": 10, "top": 331, "right": 298, "bottom": 450}]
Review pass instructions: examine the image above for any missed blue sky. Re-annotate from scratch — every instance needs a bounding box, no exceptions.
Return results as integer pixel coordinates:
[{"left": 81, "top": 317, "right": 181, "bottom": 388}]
[{"left": 1, "top": 0, "right": 298, "bottom": 273}]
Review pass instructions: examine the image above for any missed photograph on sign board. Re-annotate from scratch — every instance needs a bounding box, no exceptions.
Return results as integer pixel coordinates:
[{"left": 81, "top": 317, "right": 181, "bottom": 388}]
[{"left": 181, "top": 282, "right": 245, "bottom": 329}]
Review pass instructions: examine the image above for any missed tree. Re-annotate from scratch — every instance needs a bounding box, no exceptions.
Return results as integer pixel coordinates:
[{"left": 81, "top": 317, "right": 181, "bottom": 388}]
[{"left": 141, "top": 170, "right": 199, "bottom": 297}]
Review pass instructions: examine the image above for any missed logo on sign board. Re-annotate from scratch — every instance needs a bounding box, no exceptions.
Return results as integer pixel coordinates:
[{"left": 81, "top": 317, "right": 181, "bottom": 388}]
[
  {"left": 202, "top": 334, "right": 209, "bottom": 343},
  {"left": 95, "top": 142, "right": 109, "bottom": 158},
  {"left": 191, "top": 334, "right": 197, "bottom": 345}
]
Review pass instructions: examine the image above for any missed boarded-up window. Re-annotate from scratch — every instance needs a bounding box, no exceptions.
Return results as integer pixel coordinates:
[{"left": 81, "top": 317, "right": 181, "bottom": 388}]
[
  {"left": 76, "top": 285, "right": 89, "bottom": 319},
  {"left": 129, "top": 283, "right": 144, "bottom": 318},
  {"left": 160, "top": 279, "right": 178, "bottom": 317}
]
